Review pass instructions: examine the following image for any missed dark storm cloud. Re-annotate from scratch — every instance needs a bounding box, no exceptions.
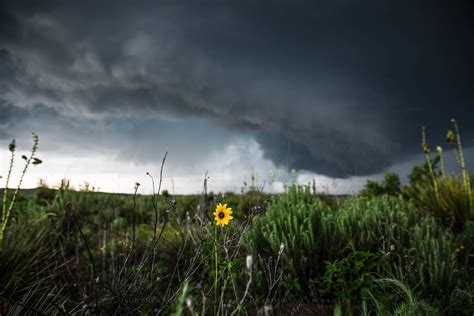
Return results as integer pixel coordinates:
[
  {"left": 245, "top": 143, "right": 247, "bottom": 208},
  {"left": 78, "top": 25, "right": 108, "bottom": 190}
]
[
  {"left": 0, "top": 98, "right": 29, "bottom": 140},
  {"left": 1, "top": 0, "right": 473, "bottom": 177}
]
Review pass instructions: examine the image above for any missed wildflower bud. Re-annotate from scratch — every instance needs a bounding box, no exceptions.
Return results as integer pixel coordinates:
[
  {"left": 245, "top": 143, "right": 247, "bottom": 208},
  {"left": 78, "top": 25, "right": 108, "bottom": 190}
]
[
  {"left": 389, "top": 244, "right": 396, "bottom": 252},
  {"left": 263, "top": 305, "right": 273, "bottom": 315},
  {"left": 8, "top": 139, "right": 15, "bottom": 152},
  {"left": 421, "top": 143, "right": 430, "bottom": 154},
  {"left": 246, "top": 255, "right": 253, "bottom": 271},
  {"left": 185, "top": 298, "right": 193, "bottom": 313},
  {"left": 436, "top": 146, "right": 442, "bottom": 155},
  {"left": 278, "top": 243, "right": 285, "bottom": 256},
  {"left": 21, "top": 155, "right": 27, "bottom": 160},
  {"left": 446, "top": 130, "right": 455, "bottom": 145},
  {"left": 32, "top": 158, "right": 42, "bottom": 165}
]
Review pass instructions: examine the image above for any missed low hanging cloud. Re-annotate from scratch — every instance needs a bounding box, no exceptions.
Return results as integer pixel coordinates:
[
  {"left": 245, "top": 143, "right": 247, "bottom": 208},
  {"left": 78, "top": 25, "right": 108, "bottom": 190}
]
[{"left": 1, "top": 0, "right": 473, "bottom": 179}]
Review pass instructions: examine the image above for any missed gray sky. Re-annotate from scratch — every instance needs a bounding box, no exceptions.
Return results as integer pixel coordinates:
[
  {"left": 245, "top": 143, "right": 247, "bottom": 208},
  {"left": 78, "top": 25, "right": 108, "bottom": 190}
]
[{"left": 0, "top": 0, "right": 473, "bottom": 193}]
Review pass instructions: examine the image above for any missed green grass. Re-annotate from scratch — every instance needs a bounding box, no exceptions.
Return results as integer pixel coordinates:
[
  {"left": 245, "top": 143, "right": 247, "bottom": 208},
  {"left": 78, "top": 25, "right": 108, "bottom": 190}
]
[{"left": 0, "top": 183, "right": 472, "bottom": 314}]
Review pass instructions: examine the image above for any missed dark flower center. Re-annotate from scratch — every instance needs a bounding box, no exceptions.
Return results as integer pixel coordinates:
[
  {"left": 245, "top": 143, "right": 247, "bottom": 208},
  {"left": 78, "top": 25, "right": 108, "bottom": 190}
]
[{"left": 218, "top": 212, "right": 225, "bottom": 219}]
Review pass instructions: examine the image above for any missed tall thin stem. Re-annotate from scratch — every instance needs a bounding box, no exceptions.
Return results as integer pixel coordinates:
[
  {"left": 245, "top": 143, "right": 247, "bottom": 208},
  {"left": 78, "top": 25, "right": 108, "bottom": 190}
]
[
  {"left": 2, "top": 140, "right": 15, "bottom": 223},
  {"left": 452, "top": 119, "right": 472, "bottom": 211},
  {"left": 214, "top": 223, "right": 218, "bottom": 316},
  {"left": 422, "top": 127, "right": 439, "bottom": 203},
  {"left": 0, "top": 134, "right": 39, "bottom": 248}
]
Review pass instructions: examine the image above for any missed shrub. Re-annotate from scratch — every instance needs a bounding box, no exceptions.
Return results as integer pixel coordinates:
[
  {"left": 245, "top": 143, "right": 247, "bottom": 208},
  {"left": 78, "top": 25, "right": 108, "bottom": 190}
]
[
  {"left": 364, "top": 277, "right": 440, "bottom": 315},
  {"left": 361, "top": 172, "right": 402, "bottom": 198},
  {"left": 335, "top": 196, "right": 462, "bottom": 304},
  {"left": 320, "top": 243, "right": 387, "bottom": 313},
  {"left": 405, "top": 120, "right": 474, "bottom": 231},
  {"left": 405, "top": 175, "right": 474, "bottom": 231},
  {"left": 0, "top": 219, "right": 60, "bottom": 314},
  {"left": 334, "top": 195, "right": 421, "bottom": 252},
  {"left": 245, "top": 185, "right": 330, "bottom": 300}
]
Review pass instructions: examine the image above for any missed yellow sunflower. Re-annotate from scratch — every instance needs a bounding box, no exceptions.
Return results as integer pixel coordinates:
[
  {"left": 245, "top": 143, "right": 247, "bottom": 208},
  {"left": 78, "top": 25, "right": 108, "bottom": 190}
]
[{"left": 213, "top": 203, "right": 233, "bottom": 227}]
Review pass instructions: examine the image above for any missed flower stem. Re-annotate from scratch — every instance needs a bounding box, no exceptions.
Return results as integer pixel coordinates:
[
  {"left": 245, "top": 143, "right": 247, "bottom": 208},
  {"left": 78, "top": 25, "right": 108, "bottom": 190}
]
[
  {"left": 214, "top": 223, "right": 218, "bottom": 316},
  {"left": 452, "top": 119, "right": 472, "bottom": 212}
]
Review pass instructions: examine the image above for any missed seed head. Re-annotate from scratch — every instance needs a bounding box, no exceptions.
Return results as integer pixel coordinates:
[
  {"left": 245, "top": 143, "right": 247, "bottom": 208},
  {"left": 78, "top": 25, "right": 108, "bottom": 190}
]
[
  {"left": 421, "top": 143, "right": 430, "bottom": 154},
  {"left": 185, "top": 298, "right": 193, "bottom": 313},
  {"left": 246, "top": 255, "right": 253, "bottom": 271},
  {"left": 8, "top": 139, "right": 15, "bottom": 152},
  {"left": 278, "top": 242, "right": 285, "bottom": 256},
  {"left": 446, "top": 130, "right": 455, "bottom": 145}
]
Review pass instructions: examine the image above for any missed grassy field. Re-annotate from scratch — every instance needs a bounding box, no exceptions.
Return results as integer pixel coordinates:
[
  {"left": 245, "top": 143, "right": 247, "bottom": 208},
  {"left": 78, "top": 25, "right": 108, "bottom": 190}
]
[
  {"left": 1, "top": 125, "right": 474, "bottom": 315},
  {"left": 0, "top": 182, "right": 473, "bottom": 315}
]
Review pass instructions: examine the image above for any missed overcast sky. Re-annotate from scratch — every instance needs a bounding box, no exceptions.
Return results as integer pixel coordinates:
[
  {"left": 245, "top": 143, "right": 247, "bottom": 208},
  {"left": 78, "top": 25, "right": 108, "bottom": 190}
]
[{"left": 1, "top": 0, "right": 473, "bottom": 194}]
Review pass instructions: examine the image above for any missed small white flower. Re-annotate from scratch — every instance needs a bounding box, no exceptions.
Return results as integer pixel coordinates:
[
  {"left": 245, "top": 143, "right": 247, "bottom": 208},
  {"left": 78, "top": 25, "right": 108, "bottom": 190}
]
[
  {"left": 246, "top": 255, "right": 253, "bottom": 270},
  {"left": 279, "top": 242, "right": 285, "bottom": 255},
  {"left": 185, "top": 298, "right": 192, "bottom": 309}
]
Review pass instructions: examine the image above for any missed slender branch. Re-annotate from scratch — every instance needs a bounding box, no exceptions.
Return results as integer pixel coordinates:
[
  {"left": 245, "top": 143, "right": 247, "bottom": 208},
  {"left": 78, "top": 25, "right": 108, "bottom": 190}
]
[
  {"left": 1, "top": 134, "right": 39, "bottom": 248},
  {"left": 1, "top": 140, "right": 15, "bottom": 222},
  {"left": 117, "top": 182, "right": 140, "bottom": 281},
  {"left": 69, "top": 203, "right": 99, "bottom": 312},
  {"left": 452, "top": 119, "right": 472, "bottom": 211}
]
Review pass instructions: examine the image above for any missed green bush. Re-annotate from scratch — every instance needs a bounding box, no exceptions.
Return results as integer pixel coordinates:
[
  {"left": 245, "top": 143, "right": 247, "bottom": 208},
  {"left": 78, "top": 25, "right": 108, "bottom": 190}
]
[
  {"left": 391, "top": 218, "right": 460, "bottom": 299},
  {"left": 404, "top": 121, "right": 474, "bottom": 231},
  {"left": 334, "top": 195, "right": 421, "bottom": 252},
  {"left": 245, "top": 185, "right": 330, "bottom": 300},
  {"left": 335, "top": 196, "right": 462, "bottom": 305},
  {"left": 405, "top": 175, "right": 474, "bottom": 230},
  {"left": 364, "top": 277, "right": 440, "bottom": 315},
  {"left": 361, "top": 172, "right": 402, "bottom": 197},
  {"left": 0, "top": 219, "right": 60, "bottom": 313},
  {"left": 320, "top": 243, "right": 387, "bottom": 313}
]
